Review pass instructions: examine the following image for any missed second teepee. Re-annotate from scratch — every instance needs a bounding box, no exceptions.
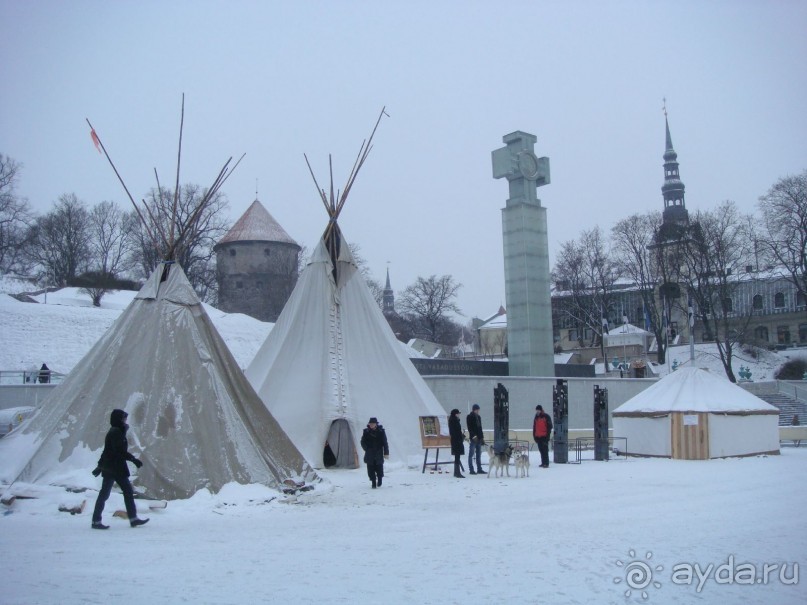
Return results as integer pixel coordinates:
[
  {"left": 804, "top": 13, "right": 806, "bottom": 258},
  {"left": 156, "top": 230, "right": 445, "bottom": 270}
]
[{"left": 246, "top": 109, "right": 447, "bottom": 468}]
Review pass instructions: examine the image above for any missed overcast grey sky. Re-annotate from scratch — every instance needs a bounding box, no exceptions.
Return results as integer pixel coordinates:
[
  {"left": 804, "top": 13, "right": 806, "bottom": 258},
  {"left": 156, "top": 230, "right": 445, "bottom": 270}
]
[{"left": 2, "top": 0, "right": 805, "bottom": 321}]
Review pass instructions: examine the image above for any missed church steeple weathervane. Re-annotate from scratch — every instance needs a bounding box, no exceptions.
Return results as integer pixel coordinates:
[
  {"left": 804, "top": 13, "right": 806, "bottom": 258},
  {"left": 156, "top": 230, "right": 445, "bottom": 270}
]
[{"left": 660, "top": 100, "right": 689, "bottom": 235}]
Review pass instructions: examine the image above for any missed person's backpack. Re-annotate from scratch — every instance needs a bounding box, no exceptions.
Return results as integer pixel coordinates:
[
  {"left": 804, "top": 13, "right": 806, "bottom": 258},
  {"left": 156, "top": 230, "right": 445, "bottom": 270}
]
[{"left": 534, "top": 415, "right": 549, "bottom": 438}]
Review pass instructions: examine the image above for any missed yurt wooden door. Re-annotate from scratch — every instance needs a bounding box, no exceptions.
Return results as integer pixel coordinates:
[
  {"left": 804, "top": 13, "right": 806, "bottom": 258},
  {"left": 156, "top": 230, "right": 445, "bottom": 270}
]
[{"left": 671, "top": 412, "right": 709, "bottom": 460}]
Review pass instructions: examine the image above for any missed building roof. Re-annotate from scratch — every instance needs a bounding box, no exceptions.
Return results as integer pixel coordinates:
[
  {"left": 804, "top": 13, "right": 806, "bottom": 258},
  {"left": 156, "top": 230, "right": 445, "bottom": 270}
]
[
  {"left": 217, "top": 199, "right": 298, "bottom": 247},
  {"left": 613, "top": 367, "right": 779, "bottom": 415}
]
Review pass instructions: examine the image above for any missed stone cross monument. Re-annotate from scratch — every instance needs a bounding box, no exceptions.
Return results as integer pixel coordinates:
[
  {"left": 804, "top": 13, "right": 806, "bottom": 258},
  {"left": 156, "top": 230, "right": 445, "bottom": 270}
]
[{"left": 492, "top": 131, "right": 554, "bottom": 376}]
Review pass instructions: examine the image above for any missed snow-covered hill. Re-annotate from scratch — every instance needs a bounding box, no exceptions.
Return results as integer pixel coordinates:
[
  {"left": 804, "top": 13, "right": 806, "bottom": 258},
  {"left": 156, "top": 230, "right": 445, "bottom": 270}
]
[{"left": 3, "top": 284, "right": 801, "bottom": 381}]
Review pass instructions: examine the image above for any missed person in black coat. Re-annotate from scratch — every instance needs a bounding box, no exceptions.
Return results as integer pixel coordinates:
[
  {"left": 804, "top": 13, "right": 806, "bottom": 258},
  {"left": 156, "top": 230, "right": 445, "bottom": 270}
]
[
  {"left": 360, "top": 417, "right": 389, "bottom": 488},
  {"left": 448, "top": 408, "right": 466, "bottom": 478},
  {"left": 466, "top": 404, "right": 485, "bottom": 475},
  {"left": 90, "top": 409, "right": 149, "bottom": 529}
]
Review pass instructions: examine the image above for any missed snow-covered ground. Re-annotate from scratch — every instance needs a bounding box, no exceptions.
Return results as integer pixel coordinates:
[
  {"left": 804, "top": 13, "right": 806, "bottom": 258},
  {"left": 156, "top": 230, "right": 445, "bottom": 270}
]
[
  {"left": 1, "top": 284, "right": 805, "bottom": 604},
  {"left": 2, "top": 449, "right": 805, "bottom": 604}
]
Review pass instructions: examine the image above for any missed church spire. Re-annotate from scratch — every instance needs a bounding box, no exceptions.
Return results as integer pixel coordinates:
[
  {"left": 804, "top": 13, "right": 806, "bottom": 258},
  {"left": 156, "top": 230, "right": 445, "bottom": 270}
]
[
  {"left": 660, "top": 104, "right": 689, "bottom": 235},
  {"left": 382, "top": 266, "right": 395, "bottom": 315}
]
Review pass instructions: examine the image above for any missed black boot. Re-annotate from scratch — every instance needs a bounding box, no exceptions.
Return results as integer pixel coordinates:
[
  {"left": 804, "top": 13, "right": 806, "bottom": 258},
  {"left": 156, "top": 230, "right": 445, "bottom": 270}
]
[
  {"left": 454, "top": 461, "right": 465, "bottom": 478},
  {"left": 130, "top": 518, "right": 149, "bottom": 528},
  {"left": 371, "top": 479, "right": 377, "bottom": 488},
  {"left": 377, "top": 476, "right": 382, "bottom": 487}
]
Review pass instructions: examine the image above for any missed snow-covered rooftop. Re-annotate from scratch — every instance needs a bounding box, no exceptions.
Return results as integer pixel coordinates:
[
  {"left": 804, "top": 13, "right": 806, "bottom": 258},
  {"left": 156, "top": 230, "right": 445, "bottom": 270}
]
[{"left": 614, "top": 367, "right": 779, "bottom": 415}]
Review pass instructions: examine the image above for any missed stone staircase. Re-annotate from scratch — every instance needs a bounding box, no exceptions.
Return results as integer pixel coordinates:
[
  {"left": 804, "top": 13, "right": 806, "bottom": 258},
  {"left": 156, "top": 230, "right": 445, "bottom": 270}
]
[{"left": 755, "top": 392, "right": 807, "bottom": 426}]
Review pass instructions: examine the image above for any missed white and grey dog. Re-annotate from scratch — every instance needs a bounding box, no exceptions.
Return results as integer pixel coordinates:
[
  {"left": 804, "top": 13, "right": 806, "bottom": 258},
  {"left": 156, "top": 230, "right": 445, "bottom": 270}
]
[
  {"left": 513, "top": 449, "right": 530, "bottom": 478},
  {"left": 486, "top": 445, "right": 513, "bottom": 478}
]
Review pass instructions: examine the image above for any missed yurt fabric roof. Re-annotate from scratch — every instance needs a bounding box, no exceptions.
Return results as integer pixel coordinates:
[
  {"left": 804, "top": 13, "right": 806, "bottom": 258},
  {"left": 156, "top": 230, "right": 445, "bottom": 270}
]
[
  {"left": 613, "top": 367, "right": 779, "bottom": 416},
  {"left": 0, "top": 262, "right": 316, "bottom": 499},
  {"left": 246, "top": 237, "right": 448, "bottom": 467}
]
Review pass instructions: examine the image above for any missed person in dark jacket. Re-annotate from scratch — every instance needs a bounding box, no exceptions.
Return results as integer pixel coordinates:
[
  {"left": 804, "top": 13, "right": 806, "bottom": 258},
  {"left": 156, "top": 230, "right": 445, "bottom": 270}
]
[
  {"left": 533, "top": 404, "right": 553, "bottom": 468},
  {"left": 91, "top": 409, "right": 149, "bottom": 529},
  {"left": 360, "top": 417, "right": 389, "bottom": 488},
  {"left": 466, "top": 404, "right": 484, "bottom": 475},
  {"left": 448, "top": 408, "right": 466, "bottom": 478}
]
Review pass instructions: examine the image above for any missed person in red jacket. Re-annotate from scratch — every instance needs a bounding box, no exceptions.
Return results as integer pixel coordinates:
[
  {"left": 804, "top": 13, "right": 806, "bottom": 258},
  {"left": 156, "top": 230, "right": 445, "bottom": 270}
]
[{"left": 532, "top": 405, "right": 553, "bottom": 468}]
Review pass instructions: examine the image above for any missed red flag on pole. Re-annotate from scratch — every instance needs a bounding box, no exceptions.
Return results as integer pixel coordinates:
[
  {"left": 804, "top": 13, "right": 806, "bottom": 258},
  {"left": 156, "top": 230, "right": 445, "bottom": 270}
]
[{"left": 90, "top": 128, "right": 101, "bottom": 154}]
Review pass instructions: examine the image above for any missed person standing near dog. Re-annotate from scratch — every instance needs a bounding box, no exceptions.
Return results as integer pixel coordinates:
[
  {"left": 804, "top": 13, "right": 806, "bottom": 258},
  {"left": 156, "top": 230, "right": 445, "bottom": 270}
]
[
  {"left": 466, "top": 404, "right": 484, "bottom": 475},
  {"left": 533, "top": 404, "right": 553, "bottom": 468},
  {"left": 360, "top": 417, "right": 389, "bottom": 488},
  {"left": 449, "top": 408, "right": 466, "bottom": 478},
  {"left": 91, "top": 409, "right": 149, "bottom": 529}
]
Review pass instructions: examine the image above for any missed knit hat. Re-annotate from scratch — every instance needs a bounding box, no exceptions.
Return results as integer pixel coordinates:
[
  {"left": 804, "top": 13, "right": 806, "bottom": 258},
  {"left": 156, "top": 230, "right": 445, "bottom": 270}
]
[{"left": 472, "top": 404, "right": 480, "bottom": 410}]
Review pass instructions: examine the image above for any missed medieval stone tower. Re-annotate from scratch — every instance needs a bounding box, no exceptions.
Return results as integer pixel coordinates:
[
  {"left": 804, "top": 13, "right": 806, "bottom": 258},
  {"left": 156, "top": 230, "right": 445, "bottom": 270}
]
[{"left": 215, "top": 199, "right": 300, "bottom": 322}]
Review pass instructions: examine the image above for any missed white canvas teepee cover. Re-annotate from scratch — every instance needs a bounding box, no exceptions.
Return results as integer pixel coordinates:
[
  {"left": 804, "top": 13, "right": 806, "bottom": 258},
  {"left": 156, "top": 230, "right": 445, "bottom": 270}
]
[
  {"left": 246, "top": 237, "right": 447, "bottom": 468},
  {"left": 612, "top": 367, "right": 779, "bottom": 415},
  {"left": 0, "top": 262, "right": 316, "bottom": 499}
]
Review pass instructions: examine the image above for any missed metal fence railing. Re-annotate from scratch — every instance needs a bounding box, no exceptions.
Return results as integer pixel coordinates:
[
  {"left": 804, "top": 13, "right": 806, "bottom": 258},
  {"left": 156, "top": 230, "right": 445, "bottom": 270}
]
[
  {"left": 0, "top": 370, "right": 65, "bottom": 386},
  {"left": 778, "top": 380, "right": 807, "bottom": 404}
]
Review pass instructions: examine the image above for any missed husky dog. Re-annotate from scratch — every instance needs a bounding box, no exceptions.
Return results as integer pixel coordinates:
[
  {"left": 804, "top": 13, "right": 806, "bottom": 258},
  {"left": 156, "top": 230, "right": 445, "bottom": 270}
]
[
  {"left": 513, "top": 450, "right": 530, "bottom": 478},
  {"left": 486, "top": 445, "right": 513, "bottom": 478}
]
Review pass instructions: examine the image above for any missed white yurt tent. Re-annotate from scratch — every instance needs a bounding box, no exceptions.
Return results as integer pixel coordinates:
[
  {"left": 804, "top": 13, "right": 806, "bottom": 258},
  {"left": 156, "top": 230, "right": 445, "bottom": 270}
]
[
  {"left": 246, "top": 111, "right": 447, "bottom": 469},
  {"left": 612, "top": 367, "right": 780, "bottom": 459},
  {"left": 0, "top": 262, "right": 317, "bottom": 499}
]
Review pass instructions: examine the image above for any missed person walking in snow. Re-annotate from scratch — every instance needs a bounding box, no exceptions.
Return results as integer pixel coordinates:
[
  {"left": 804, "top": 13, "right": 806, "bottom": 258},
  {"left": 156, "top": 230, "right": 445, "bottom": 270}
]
[
  {"left": 360, "top": 417, "right": 389, "bottom": 488},
  {"left": 466, "top": 404, "right": 484, "bottom": 475},
  {"left": 449, "top": 408, "right": 466, "bottom": 478},
  {"left": 91, "top": 409, "right": 149, "bottom": 529},
  {"left": 533, "top": 405, "right": 553, "bottom": 469}
]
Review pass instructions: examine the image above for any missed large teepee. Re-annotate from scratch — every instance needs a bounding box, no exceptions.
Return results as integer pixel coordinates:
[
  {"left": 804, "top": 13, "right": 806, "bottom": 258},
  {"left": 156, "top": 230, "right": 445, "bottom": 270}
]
[
  {"left": 0, "top": 98, "right": 317, "bottom": 499},
  {"left": 246, "top": 109, "right": 447, "bottom": 468}
]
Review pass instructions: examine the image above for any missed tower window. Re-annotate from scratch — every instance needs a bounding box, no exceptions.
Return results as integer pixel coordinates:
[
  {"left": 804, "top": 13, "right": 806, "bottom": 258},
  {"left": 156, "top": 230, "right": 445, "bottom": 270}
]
[
  {"left": 774, "top": 292, "right": 785, "bottom": 308},
  {"left": 754, "top": 326, "right": 768, "bottom": 342},
  {"left": 752, "top": 295, "right": 763, "bottom": 310},
  {"left": 229, "top": 249, "right": 236, "bottom": 257},
  {"left": 264, "top": 248, "right": 271, "bottom": 257}
]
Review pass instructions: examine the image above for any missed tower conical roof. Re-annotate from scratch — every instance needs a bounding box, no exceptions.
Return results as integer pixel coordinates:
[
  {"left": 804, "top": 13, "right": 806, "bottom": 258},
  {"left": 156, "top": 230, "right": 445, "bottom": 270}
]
[{"left": 217, "top": 199, "right": 298, "bottom": 246}]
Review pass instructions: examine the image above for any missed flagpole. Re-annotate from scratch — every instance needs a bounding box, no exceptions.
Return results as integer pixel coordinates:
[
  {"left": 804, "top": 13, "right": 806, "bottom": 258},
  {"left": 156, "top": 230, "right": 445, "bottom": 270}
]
[
  {"left": 689, "top": 296, "right": 695, "bottom": 364},
  {"left": 664, "top": 294, "right": 670, "bottom": 374}
]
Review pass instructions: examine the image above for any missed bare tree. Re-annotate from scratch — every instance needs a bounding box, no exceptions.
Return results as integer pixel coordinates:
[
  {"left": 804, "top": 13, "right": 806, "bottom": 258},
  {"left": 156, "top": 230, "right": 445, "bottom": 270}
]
[
  {"left": 757, "top": 169, "right": 807, "bottom": 301},
  {"left": 26, "top": 194, "right": 92, "bottom": 285},
  {"left": 0, "top": 153, "right": 34, "bottom": 274},
  {"left": 552, "top": 227, "right": 620, "bottom": 363},
  {"left": 130, "top": 185, "right": 230, "bottom": 301},
  {"left": 75, "top": 201, "right": 140, "bottom": 306},
  {"left": 681, "top": 201, "right": 755, "bottom": 382},
  {"left": 398, "top": 274, "right": 462, "bottom": 344},
  {"left": 612, "top": 211, "right": 683, "bottom": 365},
  {"left": 89, "top": 201, "right": 138, "bottom": 276}
]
